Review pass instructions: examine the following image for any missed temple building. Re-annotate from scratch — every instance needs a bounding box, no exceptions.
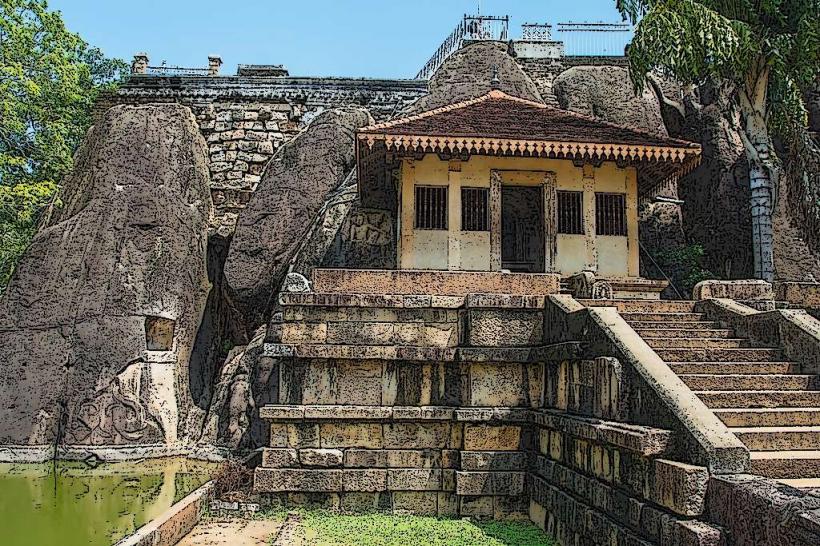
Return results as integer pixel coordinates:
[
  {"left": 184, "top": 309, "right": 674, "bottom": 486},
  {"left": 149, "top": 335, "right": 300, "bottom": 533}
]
[{"left": 356, "top": 89, "right": 701, "bottom": 294}]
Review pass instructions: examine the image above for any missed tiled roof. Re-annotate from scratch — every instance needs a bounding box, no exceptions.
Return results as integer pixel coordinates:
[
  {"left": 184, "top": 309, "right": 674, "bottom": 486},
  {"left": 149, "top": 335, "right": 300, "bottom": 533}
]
[{"left": 358, "top": 90, "right": 699, "bottom": 151}]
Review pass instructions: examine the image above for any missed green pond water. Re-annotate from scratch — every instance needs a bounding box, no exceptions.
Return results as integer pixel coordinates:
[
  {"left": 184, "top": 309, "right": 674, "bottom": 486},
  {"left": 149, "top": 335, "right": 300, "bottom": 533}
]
[{"left": 0, "top": 457, "right": 216, "bottom": 546}]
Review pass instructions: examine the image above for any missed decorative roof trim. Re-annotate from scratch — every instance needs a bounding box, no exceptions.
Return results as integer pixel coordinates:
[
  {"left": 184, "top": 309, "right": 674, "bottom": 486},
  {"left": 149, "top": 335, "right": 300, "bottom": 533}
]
[{"left": 359, "top": 133, "right": 701, "bottom": 166}]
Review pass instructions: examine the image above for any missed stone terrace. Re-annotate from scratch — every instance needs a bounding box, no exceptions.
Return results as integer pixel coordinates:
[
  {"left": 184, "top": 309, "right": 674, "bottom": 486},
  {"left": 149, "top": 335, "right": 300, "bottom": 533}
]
[{"left": 252, "top": 272, "right": 820, "bottom": 544}]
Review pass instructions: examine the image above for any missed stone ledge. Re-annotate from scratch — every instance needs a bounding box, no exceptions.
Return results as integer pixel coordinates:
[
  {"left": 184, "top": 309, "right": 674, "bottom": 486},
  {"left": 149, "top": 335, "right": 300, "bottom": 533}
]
[
  {"left": 114, "top": 481, "right": 213, "bottom": 546},
  {"left": 278, "top": 293, "right": 465, "bottom": 309},
  {"left": 311, "top": 268, "right": 561, "bottom": 296},
  {"left": 532, "top": 410, "right": 673, "bottom": 457},
  {"left": 262, "top": 405, "right": 437, "bottom": 421},
  {"left": 466, "top": 294, "right": 546, "bottom": 309},
  {"left": 263, "top": 343, "right": 457, "bottom": 361},
  {"left": 260, "top": 406, "right": 673, "bottom": 457},
  {"left": 263, "top": 343, "right": 584, "bottom": 362}
]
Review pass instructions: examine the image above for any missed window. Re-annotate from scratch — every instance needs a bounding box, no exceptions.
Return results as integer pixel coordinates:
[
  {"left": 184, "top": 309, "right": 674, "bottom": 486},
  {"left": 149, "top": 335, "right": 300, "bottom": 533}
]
[
  {"left": 557, "top": 190, "right": 584, "bottom": 234},
  {"left": 415, "top": 185, "right": 448, "bottom": 230},
  {"left": 595, "top": 193, "right": 627, "bottom": 236},
  {"left": 461, "top": 187, "right": 489, "bottom": 231}
]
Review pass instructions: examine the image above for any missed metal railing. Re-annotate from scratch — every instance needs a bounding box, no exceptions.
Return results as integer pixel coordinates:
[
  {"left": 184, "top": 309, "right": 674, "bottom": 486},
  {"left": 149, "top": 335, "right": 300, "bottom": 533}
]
[
  {"left": 555, "top": 22, "right": 632, "bottom": 56},
  {"left": 521, "top": 23, "right": 553, "bottom": 41},
  {"left": 415, "top": 14, "right": 510, "bottom": 80}
]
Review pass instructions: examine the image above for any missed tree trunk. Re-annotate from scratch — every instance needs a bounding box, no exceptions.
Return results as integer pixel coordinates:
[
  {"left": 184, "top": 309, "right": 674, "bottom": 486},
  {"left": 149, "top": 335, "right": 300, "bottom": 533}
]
[{"left": 740, "top": 61, "right": 775, "bottom": 282}]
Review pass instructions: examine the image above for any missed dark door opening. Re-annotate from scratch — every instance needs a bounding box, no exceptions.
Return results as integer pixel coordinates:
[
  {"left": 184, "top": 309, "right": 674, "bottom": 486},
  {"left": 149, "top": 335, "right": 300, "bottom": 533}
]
[{"left": 501, "top": 186, "right": 545, "bottom": 273}]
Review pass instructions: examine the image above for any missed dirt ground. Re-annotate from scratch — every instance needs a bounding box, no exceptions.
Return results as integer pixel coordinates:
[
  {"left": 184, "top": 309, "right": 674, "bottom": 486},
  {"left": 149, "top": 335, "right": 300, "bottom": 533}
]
[{"left": 177, "top": 518, "right": 284, "bottom": 546}]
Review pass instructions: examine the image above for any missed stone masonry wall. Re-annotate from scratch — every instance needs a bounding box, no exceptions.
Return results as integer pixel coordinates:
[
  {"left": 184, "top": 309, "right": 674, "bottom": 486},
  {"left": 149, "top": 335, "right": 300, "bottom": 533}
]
[{"left": 95, "top": 76, "right": 427, "bottom": 231}]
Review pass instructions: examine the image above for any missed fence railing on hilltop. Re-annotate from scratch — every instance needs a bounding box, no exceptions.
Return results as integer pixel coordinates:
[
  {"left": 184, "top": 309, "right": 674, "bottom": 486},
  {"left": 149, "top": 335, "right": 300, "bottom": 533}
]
[
  {"left": 415, "top": 15, "right": 510, "bottom": 80},
  {"left": 556, "top": 22, "right": 632, "bottom": 57},
  {"left": 414, "top": 16, "right": 633, "bottom": 80}
]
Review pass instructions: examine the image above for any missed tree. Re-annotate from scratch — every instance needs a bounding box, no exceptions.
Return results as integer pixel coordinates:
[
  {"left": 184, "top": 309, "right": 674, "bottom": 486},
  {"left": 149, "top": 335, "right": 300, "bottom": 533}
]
[
  {"left": 616, "top": 0, "right": 820, "bottom": 281},
  {"left": 0, "top": 0, "right": 127, "bottom": 292}
]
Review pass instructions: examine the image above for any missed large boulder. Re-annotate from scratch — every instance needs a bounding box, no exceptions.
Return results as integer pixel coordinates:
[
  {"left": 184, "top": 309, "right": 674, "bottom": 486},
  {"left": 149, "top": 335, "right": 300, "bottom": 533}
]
[
  {"left": 194, "top": 327, "right": 273, "bottom": 449},
  {"left": 405, "top": 41, "right": 543, "bottom": 114},
  {"left": 661, "top": 83, "right": 755, "bottom": 280},
  {"left": 552, "top": 66, "right": 668, "bottom": 136},
  {"left": 223, "top": 107, "right": 372, "bottom": 330},
  {"left": 0, "top": 104, "right": 213, "bottom": 449}
]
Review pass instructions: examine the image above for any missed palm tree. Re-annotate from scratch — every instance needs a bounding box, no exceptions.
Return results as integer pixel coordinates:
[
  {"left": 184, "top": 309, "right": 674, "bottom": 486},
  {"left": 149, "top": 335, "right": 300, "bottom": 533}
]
[{"left": 616, "top": 0, "right": 819, "bottom": 281}]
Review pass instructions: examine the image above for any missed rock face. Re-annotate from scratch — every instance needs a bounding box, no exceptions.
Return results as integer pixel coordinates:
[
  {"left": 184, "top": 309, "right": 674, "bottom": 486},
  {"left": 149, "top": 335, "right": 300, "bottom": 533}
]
[
  {"left": 0, "top": 104, "right": 212, "bottom": 448},
  {"left": 223, "top": 107, "right": 373, "bottom": 330},
  {"left": 404, "top": 41, "right": 543, "bottom": 113},
  {"left": 552, "top": 66, "right": 668, "bottom": 136},
  {"left": 194, "top": 327, "right": 274, "bottom": 449},
  {"left": 662, "top": 84, "right": 755, "bottom": 280}
]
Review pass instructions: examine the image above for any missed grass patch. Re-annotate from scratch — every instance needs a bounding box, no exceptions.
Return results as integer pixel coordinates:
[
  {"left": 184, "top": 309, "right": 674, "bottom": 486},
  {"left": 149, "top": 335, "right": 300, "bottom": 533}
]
[{"left": 297, "top": 511, "right": 556, "bottom": 546}]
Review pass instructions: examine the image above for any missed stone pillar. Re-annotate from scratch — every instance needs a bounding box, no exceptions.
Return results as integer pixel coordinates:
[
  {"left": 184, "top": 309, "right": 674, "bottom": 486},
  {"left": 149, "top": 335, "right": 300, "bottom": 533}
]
[
  {"left": 489, "top": 170, "right": 502, "bottom": 271},
  {"left": 582, "top": 163, "right": 598, "bottom": 272},
  {"left": 208, "top": 55, "right": 223, "bottom": 76},
  {"left": 399, "top": 159, "right": 415, "bottom": 269},
  {"left": 626, "top": 167, "right": 640, "bottom": 276},
  {"left": 131, "top": 53, "right": 149, "bottom": 74},
  {"left": 542, "top": 172, "right": 557, "bottom": 273},
  {"left": 447, "top": 160, "right": 462, "bottom": 271}
]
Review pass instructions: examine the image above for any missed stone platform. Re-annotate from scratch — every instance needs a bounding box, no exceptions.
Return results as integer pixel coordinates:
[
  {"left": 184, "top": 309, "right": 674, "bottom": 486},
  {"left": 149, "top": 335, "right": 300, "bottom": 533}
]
[{"left": 251, "top": 287, "right": 820, "bottom": 545}]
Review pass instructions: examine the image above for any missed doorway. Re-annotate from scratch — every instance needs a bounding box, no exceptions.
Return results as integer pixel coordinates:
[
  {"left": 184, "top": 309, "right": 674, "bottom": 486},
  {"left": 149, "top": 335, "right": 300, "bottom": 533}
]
[{"left": 501, "top": 186, "right": 545, "bottom": 273}]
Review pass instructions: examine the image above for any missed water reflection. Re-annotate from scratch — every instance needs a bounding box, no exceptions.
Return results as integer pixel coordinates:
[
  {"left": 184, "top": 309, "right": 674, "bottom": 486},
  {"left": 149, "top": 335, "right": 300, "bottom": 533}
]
[{"left": 0, "top": 457, "right": 215, "bottom": 546}]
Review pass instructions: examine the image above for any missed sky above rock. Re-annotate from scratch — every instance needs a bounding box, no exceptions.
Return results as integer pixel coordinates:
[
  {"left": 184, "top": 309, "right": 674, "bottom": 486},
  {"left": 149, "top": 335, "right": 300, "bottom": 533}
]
[{"left": 50, "top": 0, "right": 631, "bottom": 78}]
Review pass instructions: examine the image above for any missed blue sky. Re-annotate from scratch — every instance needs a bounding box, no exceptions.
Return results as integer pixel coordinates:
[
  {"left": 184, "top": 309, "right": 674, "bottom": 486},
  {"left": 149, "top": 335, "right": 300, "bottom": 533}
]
[{"left": 49, "top": 0, "right": 629, "bottom": 78}]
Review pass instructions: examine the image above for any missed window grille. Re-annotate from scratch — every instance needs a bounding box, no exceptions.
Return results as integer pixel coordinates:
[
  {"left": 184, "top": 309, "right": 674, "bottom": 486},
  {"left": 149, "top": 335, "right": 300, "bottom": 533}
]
[
  {"left": 557, "top": 191, "right": 584, "bottom": 234},
  {"left": 415, "top": 185, "right": 448, "bottom": 230},
  {"left": 461, "top": 187, "right": 489, "bottom": 231},
  {"left": 595, "top": 193, "right": 627, "bottom": 236}
]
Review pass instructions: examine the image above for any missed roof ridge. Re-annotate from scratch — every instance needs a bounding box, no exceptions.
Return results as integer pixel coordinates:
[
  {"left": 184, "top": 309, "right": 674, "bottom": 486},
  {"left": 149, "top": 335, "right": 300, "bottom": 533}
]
[
  {"left": 360, "top": 90, "right": 547, "bottom": 133},
  {"left": 360, "top": 88, "right": 699, "bottom": 149},
  {"left": 533, "top": 97, "right": 698, "bottom": 149}
]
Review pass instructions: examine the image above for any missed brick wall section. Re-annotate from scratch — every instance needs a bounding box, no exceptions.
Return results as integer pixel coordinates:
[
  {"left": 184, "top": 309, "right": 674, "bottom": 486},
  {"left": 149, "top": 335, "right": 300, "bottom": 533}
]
[{"left": 95, "top": 76, "right": 427, "bottom": 230}]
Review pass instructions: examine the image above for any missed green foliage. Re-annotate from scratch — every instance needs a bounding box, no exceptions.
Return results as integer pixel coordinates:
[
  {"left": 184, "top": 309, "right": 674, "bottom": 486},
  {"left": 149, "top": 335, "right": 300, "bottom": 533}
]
[
  {"left": 655, "top": 244, "right": 714, "bottom": 296},
  {"left": 616, "top": 0, "right": 819, "bottom": 139},
  {"left": 298, "top": 510, "right": 556, "bottom": 546},
  {"left": 0, "top": 0, "right": 127, "bottom": 293}
]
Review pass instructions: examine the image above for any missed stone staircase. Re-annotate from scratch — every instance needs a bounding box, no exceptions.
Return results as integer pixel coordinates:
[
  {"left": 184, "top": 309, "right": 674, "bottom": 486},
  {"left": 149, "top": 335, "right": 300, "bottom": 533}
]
[{"left": 590, "top": 299, "right": 820, "bottom": 487}]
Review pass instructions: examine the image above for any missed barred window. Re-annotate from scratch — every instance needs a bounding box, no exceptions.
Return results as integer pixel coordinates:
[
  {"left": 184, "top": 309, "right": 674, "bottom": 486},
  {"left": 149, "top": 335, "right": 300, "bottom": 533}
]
[
  {"left": 595, "top": 193, "right": 627, "bottom": 236},
  {"left": 557, "top": 191, "right": 584, "bottom": 234},
  {"left": 461, "top": 187, "right": 489, "bottom": 231},
  {"left": 415, "top": 185, "right": 448, "bottom": 230}
]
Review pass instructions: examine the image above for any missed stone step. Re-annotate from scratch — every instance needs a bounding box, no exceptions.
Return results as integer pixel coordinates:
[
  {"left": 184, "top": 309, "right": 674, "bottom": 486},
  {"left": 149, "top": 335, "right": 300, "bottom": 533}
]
[
  {"left": 695, "top": 390, "right": 820, "bottom": 409},
  {"left": 714, "top": 408, "right": 820, "bottom": 427},
  {"left": 731, "top": 426, "right": 820, "bottom": 451},
  {"left": 627, "top": 321, "right": 721, "bottom": 330},
  {"left": 749, "top": 450, "right": 820, "bottom": 479},
  {"left": 645, "top": 338, "right": 748, "bottom": 350},
  {"left": 680, "top": 374, "right": 819, "bottom": 391},
  {"left": 579, "top": 299, "right": 696, "bottom": 313},
  {"left": 635, "top": 328, "right": 734, "bottom": 339},
  {"left": 669, "top": 362, "right": 798, "bottom": 375},
  {"left": 621, "top": 312, "right": 706, "bottom": 323},
  {"left": 656, "top": 348, "right": 783, "bottom": 362}
]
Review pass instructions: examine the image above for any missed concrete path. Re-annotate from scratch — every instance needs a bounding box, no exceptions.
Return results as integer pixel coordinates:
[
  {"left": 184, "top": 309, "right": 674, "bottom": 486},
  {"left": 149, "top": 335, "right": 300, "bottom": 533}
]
[{"left": 177, "top": 518, "right": 283, "bottom": 546}]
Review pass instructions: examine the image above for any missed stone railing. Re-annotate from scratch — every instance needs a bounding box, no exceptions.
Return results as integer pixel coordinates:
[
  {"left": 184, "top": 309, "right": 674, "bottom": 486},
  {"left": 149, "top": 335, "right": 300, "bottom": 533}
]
[{"left": 544, "top": 295, "right": 749, "bottom": 473}]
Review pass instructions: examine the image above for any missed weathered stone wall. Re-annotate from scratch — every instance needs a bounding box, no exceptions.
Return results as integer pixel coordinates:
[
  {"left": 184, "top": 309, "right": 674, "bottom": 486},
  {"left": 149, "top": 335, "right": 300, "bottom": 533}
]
[
  {"left": 252, "top": 291, "right": 820, "bottom": 543},
  {"left": 96, "top": 77, "right": 427, "bottom": 231}
]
